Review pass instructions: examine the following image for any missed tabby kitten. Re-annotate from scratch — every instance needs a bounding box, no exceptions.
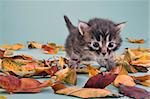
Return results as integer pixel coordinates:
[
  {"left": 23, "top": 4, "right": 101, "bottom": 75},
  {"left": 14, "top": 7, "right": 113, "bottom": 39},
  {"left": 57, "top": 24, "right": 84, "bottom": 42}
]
[{"left": 64, "top": 15, "right": 126, "bottom": 71}]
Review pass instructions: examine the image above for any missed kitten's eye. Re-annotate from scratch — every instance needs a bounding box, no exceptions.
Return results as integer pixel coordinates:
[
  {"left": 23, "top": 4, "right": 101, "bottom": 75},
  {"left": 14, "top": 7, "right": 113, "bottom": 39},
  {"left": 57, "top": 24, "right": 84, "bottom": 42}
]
[
  {"left": 93, "top": 42, "right": 99, "bottom": 48},
  {"left": 108, "top": 42, "right": 114, "bottom": 48}
]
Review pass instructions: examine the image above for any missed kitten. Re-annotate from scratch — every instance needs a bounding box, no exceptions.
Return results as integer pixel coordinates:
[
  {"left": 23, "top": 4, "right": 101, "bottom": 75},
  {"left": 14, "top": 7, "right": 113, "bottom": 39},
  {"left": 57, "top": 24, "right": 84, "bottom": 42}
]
[{"left": 64, "top": 15, "right": 126, "bottom": 71}]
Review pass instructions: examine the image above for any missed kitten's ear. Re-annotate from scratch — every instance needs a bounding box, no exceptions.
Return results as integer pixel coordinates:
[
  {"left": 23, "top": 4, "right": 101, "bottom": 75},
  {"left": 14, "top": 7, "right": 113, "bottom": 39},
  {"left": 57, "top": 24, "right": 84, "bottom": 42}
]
[
  {"left": 115, "top": 22, "right": 126, "bottom": 32},
  {"left": 78, "top": 21, "right": 89, "bottom": 35}
]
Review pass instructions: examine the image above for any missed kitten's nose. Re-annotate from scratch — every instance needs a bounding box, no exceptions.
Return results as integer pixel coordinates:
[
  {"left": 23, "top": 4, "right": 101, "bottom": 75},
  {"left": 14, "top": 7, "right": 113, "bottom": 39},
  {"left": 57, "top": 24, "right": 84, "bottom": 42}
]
[{"left": 102, "top": 53, "right": 106, "bottom": 56}]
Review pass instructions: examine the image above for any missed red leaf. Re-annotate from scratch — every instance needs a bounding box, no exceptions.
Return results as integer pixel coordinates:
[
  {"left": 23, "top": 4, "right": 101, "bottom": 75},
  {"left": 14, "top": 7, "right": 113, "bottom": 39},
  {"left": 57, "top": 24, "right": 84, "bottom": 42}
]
[
  {"left": 119, "top": 84, "right": 150, "bottom": 99},
  {"left": 0, "top": 75, "right": 21, "bottom": 92},
  {"left": 0, "top": 75, "right": 52, "bottom": 93},
  {"left": 84, "top": 72, "right": 118, "bottom": 88},
  {"left": 0, "top": 49, "right": 5, "bottom": 58}
]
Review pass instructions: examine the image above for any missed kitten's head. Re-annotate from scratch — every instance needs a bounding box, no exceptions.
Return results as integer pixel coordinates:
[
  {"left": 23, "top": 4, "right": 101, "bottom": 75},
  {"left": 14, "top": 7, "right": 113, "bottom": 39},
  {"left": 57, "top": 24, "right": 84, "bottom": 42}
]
[{"left": 78, "top": 18, "right": 126, "bottom": 57}]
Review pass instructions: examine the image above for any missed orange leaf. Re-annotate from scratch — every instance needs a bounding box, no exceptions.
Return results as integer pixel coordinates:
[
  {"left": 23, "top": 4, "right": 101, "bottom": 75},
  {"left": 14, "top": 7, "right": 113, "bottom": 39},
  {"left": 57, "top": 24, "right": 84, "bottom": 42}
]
[{"left": 114, "top": 75, "right": 136, "bottom": 87}]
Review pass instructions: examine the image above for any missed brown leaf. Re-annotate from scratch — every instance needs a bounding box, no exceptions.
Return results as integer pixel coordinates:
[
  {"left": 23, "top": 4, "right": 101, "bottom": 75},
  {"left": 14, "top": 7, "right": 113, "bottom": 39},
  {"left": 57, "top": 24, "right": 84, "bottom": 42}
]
[
  {"left": 51, "top": 83, "right": 66, "bottom": 92},
  {"left": 122, "top": 62, "right": 138, "bottom": 73},
  {"left": 119, "top": 84, "right": 150, "bottom": 99},
  {"left": 55, "top": 67, "right": 77, "bottom": 85},
  {"left": 84, "top": 71, "right": 118, "bottom": 88},
  {"left": 132, "top": 65, "right": 148, "bottom": 72},
  {"left": 114, "top": 75, "right": 136, "bottom": 87},
  {"left": 63, "top": 68, "right": 77, "bottom": 85},
  {"left": 55, "top": 87, "right": 120, "bottom": 98},
  {"left": 131, "top": 75, "right": 150, "bottom": 87}
]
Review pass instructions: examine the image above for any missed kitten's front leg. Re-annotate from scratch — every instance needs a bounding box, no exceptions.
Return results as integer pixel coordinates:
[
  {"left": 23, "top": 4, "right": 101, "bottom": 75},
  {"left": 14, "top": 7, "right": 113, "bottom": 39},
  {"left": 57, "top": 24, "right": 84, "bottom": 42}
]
[
  {"left": 97, "top": 52, "right": 116, "bottom": 71},
  {"left": 105, "top": 52, "right": 116, "bottom": 71},
  {"left": 69, "top": 53, "right": 80, "bottom": 68}
]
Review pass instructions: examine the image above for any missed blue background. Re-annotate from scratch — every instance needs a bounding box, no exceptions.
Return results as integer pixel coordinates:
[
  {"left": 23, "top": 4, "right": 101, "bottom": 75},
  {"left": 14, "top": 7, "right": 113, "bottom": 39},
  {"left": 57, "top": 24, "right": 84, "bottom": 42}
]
[{"left": 0, "top": 0, "right": 149, "bottom": 48}]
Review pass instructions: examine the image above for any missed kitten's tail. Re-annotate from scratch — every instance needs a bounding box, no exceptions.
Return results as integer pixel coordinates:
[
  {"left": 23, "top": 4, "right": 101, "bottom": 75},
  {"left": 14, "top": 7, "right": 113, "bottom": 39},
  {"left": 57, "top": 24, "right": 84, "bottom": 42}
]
[{"left": 64, "top": 15, "right": 76, "bottom": 31}]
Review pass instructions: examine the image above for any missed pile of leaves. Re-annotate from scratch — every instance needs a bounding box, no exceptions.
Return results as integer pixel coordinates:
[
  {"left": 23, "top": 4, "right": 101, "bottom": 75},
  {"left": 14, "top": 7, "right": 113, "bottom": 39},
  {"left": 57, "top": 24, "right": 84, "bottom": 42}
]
[
  {"left": 0, "top": 48, "right": 149, "bottom": 99},
  {"left": 116, "top": 48, "right": 149, "bottom": 73}
]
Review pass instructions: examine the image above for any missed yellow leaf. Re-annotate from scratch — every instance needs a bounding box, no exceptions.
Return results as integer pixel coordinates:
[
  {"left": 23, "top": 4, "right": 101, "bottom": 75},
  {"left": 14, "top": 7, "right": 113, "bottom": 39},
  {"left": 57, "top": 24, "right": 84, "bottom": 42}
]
[
  {"left": 86, "top": 64, "right": 99, "bottom": 77},
  {"left": 0, "top": 95, "right": 7, "bottom": 99},
  {"left": 58, "top": 56, "right": 65, "bottom": 69}
]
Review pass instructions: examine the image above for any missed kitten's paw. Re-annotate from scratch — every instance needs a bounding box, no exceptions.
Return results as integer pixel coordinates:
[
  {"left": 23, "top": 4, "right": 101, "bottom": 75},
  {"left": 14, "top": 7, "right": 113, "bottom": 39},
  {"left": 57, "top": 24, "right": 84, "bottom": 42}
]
[{"left": 106, "top": 61, "right": 116, "bottom": 71}]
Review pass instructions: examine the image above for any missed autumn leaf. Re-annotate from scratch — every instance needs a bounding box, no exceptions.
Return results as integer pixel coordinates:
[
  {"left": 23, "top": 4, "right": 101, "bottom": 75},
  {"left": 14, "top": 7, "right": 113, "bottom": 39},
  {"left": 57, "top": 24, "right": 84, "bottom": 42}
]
[
  {"left": 0, "top": 49, "right": 5, "bottom": 58},
  {"left": 27, "top": 41, "right": 42, "bottom": 49},
  {"left": 126, "top": 38, "right": 145, "bottom": 44},
  {"left": 132, "top": 65, "right": 148, "bottom": 72},
  {"left": 0, "top": 75, "right": 52, "bottom": 93},
  {"left": 86, "top": 64, "right": 100, "bottom": 77},
  {"left": 114, "top": 75, "right": 136, "bottom": 87},
  {"left": 63, "top": 69, "right": 77, "bottom": 85},
  {"left": 118, "top": 65, "right": 128, "bottom": 75},
  {"left": 42, "top": 45, "right": 59, "bottom": 54},
  {"left": 84, "top": 71, "right": 118, "bottom": 88},
  {"left": 52, "top": 83, "right": 120, "bottom": 98},
  {"left": 55, "top": 67, "right": 77, "bottom": 85},
  {"left": 0, "top": 44, "right": 24, "bottom": 50},
  {"left": 75, "top": 66, "right": 88, "bottom": 74},
  {"left": 122, "top": 61, "right": 138, "bottom": 73},
  {"left": 131, "top": 75, "right": 150, "bottom": 87},
  {"left": 131, "top": 60, "right": 150, "bottom": 68},
  {"left": 51, "top": 83, "right": 67, "bottom": 92},
  {"left": 0, "top": 95, "right": 7, "bottom": 99},
  {"left": 118, "top": 84, "right": 150, "bottom": 99},
  {"left": 58, "top": 56, "right": 65, "bottom": 69}
]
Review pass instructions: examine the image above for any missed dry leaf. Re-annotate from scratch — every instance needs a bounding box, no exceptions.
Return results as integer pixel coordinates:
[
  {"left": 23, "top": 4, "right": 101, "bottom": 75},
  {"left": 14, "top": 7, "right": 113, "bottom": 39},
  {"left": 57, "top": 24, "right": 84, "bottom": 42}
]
[
  {"left": 75, "top": 66, "right": 88, "bottom": 74},
  {"left": 0, "top": 75, "right": 52, "bottom": 93},
  {"left": 55, "top": 87, "right": 120, "bottom": 98},
  {"left": 51, "top": 83, "right": 67, "bottom": 92},
  {"left": 55, "top": 67, "right": 77, "bottom": 85},
  {"left": 132, "top": 65, "right": 148, "bottom": 72},
  {"left": 27, "top": 41, "right": 42, "bottom": 49},
  {"left": 126, "top": 38, "right": 145, "bottom": 44},
  {"left": 131, "top": 60, "right": 150, "bottom": 67},
  {"left": 84, "top": 71, "right": 118, "bottom": 88},
  {"left": 119, "top": 84, "right": 150, "bottom": 99},
  {"left": 114, "top": 75, "right": 136, "bottom": 87},
  {"left": 0, "top": 49, "right": 5, "bottom": 58},
  {"left": 118, "top": 65, "right": 128, "bottom": 75},
  {"left": 131, "top": 75, "right": 150, "bottom": 87},
  {"left": 0, "top": 44, "right": 24, "bottom": 50},
  {"left": 63, "top": 69, "right": 77, "bottom": 85},
  {"left": 58, "top": 56, "right": 65, "bottom": 69},
  {"left": 0, "top": 95, "right": 7, "bottom": 99},
  {"left": 42, "top": 45, "right": 59, "bottom": 54},
  {"left": 86, "top": 64, "right": 100, "bottom": 77},
  {"left": 0, "top": 56, "right": 59, "bottom": 77}
]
